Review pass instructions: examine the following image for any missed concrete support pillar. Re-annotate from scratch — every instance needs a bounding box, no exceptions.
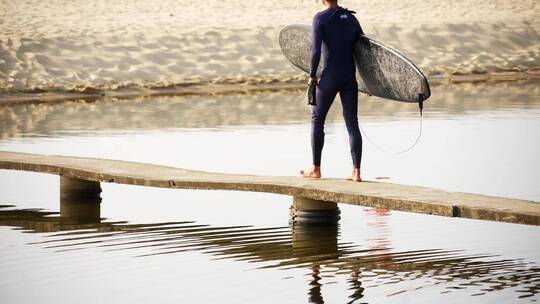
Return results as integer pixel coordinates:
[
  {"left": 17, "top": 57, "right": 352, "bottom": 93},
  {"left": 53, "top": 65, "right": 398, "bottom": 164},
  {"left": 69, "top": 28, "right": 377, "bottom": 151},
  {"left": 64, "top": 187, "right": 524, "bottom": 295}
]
[
  {"left": 60, "top": 176, "right": 102, "bottom": 199},
  {"left": 60, "top": 176, "right": 102, "bottom": 223},
  {"left": 289, "top": 196, "right": 341, "bottom": 224}
]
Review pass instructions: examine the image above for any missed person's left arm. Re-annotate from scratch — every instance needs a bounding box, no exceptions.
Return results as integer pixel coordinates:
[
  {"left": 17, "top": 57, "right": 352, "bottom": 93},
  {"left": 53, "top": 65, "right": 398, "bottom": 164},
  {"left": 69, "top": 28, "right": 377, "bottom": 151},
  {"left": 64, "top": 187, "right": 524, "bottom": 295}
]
[{"left": 310, "top": 14, "right": 324, "bottom": 83}]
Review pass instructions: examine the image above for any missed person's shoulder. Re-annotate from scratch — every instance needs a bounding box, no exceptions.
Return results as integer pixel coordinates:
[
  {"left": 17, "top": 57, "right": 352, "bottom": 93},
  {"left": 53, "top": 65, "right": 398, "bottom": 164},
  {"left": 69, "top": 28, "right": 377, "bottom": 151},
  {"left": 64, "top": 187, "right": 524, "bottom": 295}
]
[
  {"left": 341, "top": 9, "right": 361, "bottom": 25},
  {"left": 313, "top": 8, "right": 333, "bottom": 21},
  {"left": 349, "top": 12, "right": 360, "bottom": 23}
]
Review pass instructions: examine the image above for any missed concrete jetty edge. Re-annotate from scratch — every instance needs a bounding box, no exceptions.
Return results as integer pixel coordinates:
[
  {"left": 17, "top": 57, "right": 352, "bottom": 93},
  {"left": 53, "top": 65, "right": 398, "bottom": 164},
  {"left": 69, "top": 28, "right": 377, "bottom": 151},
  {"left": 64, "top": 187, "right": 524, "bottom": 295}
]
[{"left": 1, "top": 151, "right": 538, "bottom": 226}]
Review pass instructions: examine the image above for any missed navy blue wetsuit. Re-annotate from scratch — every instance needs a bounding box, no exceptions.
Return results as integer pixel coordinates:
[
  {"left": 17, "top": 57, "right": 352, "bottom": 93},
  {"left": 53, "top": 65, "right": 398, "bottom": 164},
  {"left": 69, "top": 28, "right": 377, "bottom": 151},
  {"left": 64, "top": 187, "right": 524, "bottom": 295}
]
[{"left": 310, "top": 7, "right": 364, "bottom": 168}]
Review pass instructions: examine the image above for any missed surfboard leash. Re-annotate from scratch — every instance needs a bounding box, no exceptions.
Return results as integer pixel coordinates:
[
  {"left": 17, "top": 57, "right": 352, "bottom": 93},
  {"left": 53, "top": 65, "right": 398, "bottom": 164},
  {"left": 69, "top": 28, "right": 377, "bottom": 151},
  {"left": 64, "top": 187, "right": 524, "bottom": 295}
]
[
  {"left": 418, "top": 92, "right": 425, "bottom": 116},
  {"left": 357, "top": 110, "right": 423, "bottom": 155}
]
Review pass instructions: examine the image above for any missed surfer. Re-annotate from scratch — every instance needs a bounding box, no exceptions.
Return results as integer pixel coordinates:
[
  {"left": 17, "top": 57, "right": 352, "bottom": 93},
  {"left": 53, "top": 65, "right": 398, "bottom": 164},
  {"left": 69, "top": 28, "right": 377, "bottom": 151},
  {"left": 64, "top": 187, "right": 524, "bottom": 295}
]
[{"left": 300, "top": 0, "right": 365, "bottom": 182}]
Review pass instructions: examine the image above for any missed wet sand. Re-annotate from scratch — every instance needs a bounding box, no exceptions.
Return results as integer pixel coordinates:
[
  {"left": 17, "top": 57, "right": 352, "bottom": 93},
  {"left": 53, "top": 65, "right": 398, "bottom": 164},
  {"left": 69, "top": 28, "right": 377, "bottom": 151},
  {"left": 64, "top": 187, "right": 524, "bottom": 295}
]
[{"left": 1, "top": 80, "right": 539, "bottom": 140}]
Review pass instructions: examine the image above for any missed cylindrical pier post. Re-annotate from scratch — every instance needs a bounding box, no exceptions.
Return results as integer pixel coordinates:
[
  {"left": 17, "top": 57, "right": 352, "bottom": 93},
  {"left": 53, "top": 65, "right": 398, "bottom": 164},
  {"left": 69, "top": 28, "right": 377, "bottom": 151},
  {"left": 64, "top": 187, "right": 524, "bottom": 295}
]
[
  {"left": 60, "top": 176, "right": 102, "bottom": 199},
  {"left": 289, "top": 196, "right": 341, "bottom": 224},
  {"left": 60, "top": 176, "right": 102, "bottom": 223}
]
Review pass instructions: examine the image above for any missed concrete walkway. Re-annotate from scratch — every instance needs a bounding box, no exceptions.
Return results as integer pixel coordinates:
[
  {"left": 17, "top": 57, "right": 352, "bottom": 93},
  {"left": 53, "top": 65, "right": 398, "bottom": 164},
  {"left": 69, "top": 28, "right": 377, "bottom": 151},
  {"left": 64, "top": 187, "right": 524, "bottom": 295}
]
[{"left": 1, "top": 151, "right": 539, "bottom": 226}]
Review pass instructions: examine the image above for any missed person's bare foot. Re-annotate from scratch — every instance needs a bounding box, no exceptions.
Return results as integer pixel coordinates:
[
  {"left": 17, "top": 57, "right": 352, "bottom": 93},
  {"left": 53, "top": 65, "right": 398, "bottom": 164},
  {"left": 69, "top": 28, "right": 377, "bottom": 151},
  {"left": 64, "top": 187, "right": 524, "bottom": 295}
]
[
  {"left": 347, "top": 168, "right": 362, "bottom": 182},
  {"left": 300, "top": 166, "right": 321, "bottom": 179}
]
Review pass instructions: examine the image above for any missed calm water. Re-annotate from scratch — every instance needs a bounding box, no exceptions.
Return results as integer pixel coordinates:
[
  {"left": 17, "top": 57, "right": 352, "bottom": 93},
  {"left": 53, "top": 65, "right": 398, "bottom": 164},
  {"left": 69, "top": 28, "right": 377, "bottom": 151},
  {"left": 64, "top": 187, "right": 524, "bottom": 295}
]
[{"left": 1, "top": 81, "right": 540, "bottom": 303}]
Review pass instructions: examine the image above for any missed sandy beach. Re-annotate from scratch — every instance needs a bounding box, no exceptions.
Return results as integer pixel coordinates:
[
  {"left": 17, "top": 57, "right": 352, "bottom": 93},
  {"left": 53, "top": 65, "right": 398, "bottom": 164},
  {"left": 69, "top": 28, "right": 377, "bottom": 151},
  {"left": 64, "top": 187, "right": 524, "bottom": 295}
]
[{"left": 1, "top": 0, "right": 539, "bottom": 95}]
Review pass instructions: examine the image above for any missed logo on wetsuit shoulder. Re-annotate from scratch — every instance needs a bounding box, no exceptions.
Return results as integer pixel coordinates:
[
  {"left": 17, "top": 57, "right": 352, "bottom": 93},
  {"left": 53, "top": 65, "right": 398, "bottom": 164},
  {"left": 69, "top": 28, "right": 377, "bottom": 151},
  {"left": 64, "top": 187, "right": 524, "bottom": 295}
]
[{"left": 340, "top": 14, "right": 348, "bottom": 19}]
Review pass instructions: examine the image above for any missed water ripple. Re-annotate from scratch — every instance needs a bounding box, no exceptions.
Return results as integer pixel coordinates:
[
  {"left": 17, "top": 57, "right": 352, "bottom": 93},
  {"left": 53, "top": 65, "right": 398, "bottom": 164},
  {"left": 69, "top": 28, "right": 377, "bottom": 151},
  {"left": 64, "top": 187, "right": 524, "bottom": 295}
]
[{"left": 0, "top": 205, "right": 538, "bottom": 302}]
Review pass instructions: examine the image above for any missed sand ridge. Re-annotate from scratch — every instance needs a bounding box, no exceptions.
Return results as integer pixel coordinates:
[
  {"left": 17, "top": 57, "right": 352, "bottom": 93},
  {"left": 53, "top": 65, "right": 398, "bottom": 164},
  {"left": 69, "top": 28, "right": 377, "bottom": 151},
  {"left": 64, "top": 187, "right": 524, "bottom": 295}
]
[{"left": 1, "top": 0, "right": 539, "bottom": 94}]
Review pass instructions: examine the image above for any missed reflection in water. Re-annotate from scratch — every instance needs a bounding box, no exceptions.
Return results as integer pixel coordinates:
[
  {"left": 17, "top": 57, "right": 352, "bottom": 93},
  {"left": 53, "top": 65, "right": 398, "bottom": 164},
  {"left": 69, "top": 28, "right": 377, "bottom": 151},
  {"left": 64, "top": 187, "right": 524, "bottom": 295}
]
[
  {"left": 293, "top": 224, "right": 345, "bottom": 303},
  {"left": 1, "top": 81, "right": 539, "bottom": 303},
  {"left": 365, "top": 208, "right": 392, "bottom": 254},
  {"left": 308, "top": 263, "right": 324, "bottom": 303},
  {"left": 0, "top": 204, "right": 538, "bottom": 302},
  {"left": 60, "top": 197, "right": 101, "bottom": 224},
  {"left": 1, "top": 80, "right": 540, "bottom": 140}
]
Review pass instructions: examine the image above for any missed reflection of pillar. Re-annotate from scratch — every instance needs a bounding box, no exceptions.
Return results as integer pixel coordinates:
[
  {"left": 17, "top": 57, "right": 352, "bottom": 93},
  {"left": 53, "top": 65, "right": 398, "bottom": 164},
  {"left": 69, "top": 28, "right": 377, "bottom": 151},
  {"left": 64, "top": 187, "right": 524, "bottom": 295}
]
[
  {"left": 291, "top": 224, "right": 339, "bottom": 304},
  {"left": 292, "top": 223, "right": 339, "bottom": 256},
  {"left": 60, "top": 196, "right": 101, "bottom": 223},
  {"left": 60, "top": 176, "right": 101, "bottom": 224},
  {"left": 289, "top": 197, "right": 340, "bottom": 224}
]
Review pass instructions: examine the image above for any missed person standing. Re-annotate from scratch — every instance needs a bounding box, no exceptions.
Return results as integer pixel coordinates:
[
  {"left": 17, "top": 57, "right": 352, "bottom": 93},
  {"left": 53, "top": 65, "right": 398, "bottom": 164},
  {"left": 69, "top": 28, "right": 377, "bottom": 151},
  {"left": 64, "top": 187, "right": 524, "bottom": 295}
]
[{"left": 300, "top": 0, "right": 364, "bottom": 182}]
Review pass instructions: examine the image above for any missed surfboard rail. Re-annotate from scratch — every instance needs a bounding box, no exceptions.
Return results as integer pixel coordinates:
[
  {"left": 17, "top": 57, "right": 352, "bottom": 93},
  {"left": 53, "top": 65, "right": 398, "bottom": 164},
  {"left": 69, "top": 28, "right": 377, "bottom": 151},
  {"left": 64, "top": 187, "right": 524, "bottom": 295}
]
[{"left": 361, "top": 36, "right": 431, "bottom": 100}]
